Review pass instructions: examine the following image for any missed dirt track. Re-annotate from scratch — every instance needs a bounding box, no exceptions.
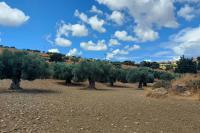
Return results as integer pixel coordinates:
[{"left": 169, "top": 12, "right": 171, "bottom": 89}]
[{"left": 0, "top": 79, "right": 200, "bottom": 133}]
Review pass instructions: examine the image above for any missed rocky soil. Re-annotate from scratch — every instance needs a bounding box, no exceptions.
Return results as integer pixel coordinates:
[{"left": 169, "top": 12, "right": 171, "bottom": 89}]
[{"left": 0, "top": 79, "right": 200, "bottom": 133}]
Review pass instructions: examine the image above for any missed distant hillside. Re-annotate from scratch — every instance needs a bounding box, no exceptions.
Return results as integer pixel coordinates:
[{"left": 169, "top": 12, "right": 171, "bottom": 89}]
[
  {"left": 0, "top": 47, "right": 19, "bottom": 54},
  {"left": 0, "top": 45, "right": 44, "bottom": 55}
]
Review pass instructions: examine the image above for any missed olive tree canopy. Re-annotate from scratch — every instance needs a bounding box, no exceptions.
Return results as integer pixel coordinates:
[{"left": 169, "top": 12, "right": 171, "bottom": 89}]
[
  {"left": 127, "top": 67, "right": 155, "bottom": 88},
  {"left": 73, "top": 61, "right": 108, "bottom": 89},
  {"left": 0, "top": 50, "right": 51, "bottom": 90},
  {"left": 53, "top": 63, "right": 75, "bottom": 84}
]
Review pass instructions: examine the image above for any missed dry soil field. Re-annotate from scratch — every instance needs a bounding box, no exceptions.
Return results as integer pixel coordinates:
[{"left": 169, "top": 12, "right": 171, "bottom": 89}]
[{"left": 0, "top": 79, "right": 200, "bottom": 133}]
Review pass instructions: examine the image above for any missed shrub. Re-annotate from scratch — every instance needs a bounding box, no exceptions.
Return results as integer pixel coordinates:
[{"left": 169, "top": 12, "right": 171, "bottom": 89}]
[
  {"left": 153, "top": 71, "right": 176, "bottom": 81},
  {"left": 175, "top": 55, "right": 197, "bottom": 73},
  {"left": 153, "top": 80, "right": 172, "bottom": 89},
  {"left": 159, "top": 72, "right": 175, "bottom": 81},
  {"left": 185, "top": 80, "right": 200, "bottom": 92}
]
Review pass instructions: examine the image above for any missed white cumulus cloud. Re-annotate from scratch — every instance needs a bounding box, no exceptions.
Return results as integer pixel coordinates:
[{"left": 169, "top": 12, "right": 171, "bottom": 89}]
[
  {"left": 89, "top": 15, "right": 106, "bottom": 33},
  {"left": 90, "top": 5, "right": 103, "bottom": 14},
  {"left": 70, "top": 24, "right": 88, "bottom": 37},
  {"left": 66, "top": 48, "right": 82, "bottom": 56},
  {"left": 0, "top": 2, "right": 30, "bottom": 27},
  {"left": 48, "top": 49, "right": 60, "bottom": 53},
  {"left": 109, "top": 39, "right": 120, "bottom": 46},
  {"left": 134, "top": 25, "right": 159, "bottom": 42},
  {"left": 114, "top": 30, "right": 136, "bottom": 42},
  {"left": 56, "top": 22, "right": 88, "bottom": 37},
  {"left": 167, "top": 26, "right": 200, "bottom": 57},
  {"left": 97, "top": 0, "right": 178, "bottom": 42},
  {"left": 106, "top": 49, "right": 128, "bottom": 60},
  {"left": 75, "top": 10, "right": 106, "bottom": 33},
  {"left": 178, "top": 4, "right": 195, "bottom": 21},
  {"left": 109, "top": 11, "right": 124, "bottom": 25},
  {"left": 125, "top": 44, "right": 140, "bottom": 51},
  {"left": 55, "top": 37, "right": 72, "bottom": 47},
  {"left": 53, "top": 22, "right": 88, "bottom": 47},
  {"left": 80, "top": 40, "right": 107, "bottom": 51},
  {"left": 106, "top": 44, "right": 140, "bottom": 60}
]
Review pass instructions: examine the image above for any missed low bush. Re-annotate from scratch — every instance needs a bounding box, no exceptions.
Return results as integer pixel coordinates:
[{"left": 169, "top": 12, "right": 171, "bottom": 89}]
[
  {"left": 153, "top": 71, "right": 176, "bottom": 81},
  {"left": 153, "top": 80, "right": 172, "bottom": 89},
  {"left": 146, "top": 88, "right": 168, "bottom": 99},
  {"left": 159, "top": 72, "right": 175, "bottom": 81},
  {"left": 186, "top": 80, "right": 200, "bottom": 93}
]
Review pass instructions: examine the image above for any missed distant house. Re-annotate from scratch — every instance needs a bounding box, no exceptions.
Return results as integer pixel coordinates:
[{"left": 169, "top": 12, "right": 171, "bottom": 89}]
[{"left": 159, "top": 61, "right": 177, "bottom": 70}]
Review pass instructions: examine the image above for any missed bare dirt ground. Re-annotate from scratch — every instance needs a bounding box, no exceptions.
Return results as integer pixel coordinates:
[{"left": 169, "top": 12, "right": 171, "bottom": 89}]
[{"left": 0, "top": 79, "right": 200, "bottom": 133}]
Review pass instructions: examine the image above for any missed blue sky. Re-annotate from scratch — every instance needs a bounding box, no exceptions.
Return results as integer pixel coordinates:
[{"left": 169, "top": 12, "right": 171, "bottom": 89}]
[{"left": 0, "top": 0, "right": 200, "bottom": 62}]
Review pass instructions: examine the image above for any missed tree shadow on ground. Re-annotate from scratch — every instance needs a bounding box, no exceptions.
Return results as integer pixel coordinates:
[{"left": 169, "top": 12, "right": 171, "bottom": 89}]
[
  {"left": 79, "top": 87, "right": 115, "bottom": 91},
  {"left": 106, "top": 84, "right": 132, "bottom": 88},
  {"left": 135, "top": 88, "right": 144, "bottom": 91},
  {"left": 56, "top": 81, "right": 86, "bottom": 87},
  {"left": 0, "top": 88, "right": 59, "bottom": 94}
]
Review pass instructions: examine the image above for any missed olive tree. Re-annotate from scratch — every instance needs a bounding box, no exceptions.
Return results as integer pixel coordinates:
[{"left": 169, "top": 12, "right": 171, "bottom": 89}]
[
  {"left": 73, "top": 61, "right": 105, "bottom": 89},
  {"left": 117, "top": 68, "right": 128, "bottom": 83},
  {"left": 108, "top": 66, "right": 118, "bottom": 86},
  {"left": 53, "top": 63, "right": 75, "bottom": 84},
  {"left": 99, "top": 63, "right": 118, "bottom": 86},
  {"left": 0, "top": 50, "right": 51, "bottom": 90},
  {"left": 127, "top": 67, "right": 155, "bottom": 88}
]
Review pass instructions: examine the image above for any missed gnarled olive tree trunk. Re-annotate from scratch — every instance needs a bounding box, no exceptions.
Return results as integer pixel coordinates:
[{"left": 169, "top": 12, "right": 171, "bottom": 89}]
[
  {"left": 138, "top": 81, "right": 143, "bottom": 88},
  {"left": 10, "top": 68, "right": 22, "bottom": 90},
  {"left": 138, "top": 81, "right": 147, "bottom": 88},
  {"left": 88, "top": 77, "right": 96, "bottom": 89},
  {"left": 110, "top": 81, "right": 114, "bottom": 87},
  {"left": 65, "top": 78, "right": 72, "bottom": 85},
  {"left": 10, "top": 78, "right": 22, "bottom": 90},
  {"left": 138, "top": 74, "right": 147, "bottom": 89}
]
